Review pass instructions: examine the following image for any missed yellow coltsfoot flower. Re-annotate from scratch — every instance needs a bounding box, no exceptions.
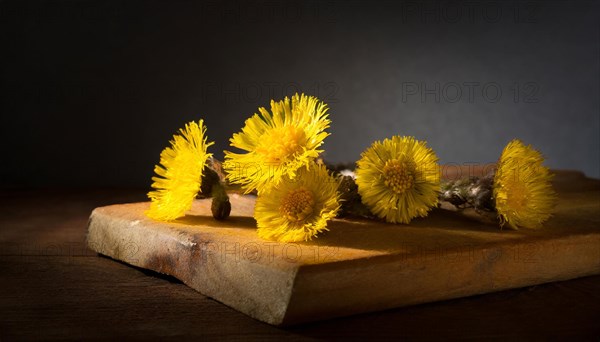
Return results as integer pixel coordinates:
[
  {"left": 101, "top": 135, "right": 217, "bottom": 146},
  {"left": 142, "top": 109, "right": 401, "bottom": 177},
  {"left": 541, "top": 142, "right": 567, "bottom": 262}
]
[
  {"left": 494, "top": 139, "right": 557, "bottom": 229},
  {"left": 254, "top": 163, "right": 340, "bottom": 242},
  {"left": 146, "top": 120, "right": 213, "bottom": 221},
  {"left": 356, "top": 136, "right": 440, "bottom": 224},
  {"left": 224, "top": 93, "right": 331, "bottom": 194}
]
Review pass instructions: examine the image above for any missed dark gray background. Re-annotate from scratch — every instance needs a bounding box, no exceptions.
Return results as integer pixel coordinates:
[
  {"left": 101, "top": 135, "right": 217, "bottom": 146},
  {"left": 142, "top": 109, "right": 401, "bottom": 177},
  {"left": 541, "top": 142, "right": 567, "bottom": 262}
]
[{"left": 1, "top": 0, "right": 598, "bottom": 187}]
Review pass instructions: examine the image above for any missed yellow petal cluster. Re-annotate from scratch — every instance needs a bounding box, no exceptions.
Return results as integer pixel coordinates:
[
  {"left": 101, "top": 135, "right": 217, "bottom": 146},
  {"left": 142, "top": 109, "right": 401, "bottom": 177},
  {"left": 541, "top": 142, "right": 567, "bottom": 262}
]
[
  {"left": 146, "top": 120, "right": 213, "bottom": 221},
  {"left": 254, "top": 164, "right": 340, "bottom": 242},
  {"left": 494, "top": 139, "right": 556, "bottom": 229},
  {"left": 356, "top": 136, "right": 440, "bottom": 224},
  {"left": 224, "top": 93, "right": 330, "bottom": 194}
]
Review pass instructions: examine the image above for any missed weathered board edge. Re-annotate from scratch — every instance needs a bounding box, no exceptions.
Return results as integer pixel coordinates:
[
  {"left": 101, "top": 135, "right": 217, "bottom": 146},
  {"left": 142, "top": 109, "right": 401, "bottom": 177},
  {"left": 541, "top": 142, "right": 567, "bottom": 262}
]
[
  {"left": 281, "top": 233, "right": 600, "bottom": 325},
  {"left": 86, "top": 207, "right": 299, "bottom": 325}
]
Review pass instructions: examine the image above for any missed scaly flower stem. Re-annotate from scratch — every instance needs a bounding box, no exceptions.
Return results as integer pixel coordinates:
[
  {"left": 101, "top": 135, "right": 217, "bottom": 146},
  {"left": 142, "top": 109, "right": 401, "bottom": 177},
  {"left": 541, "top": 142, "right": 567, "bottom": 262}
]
[
  {"left": 323, "top": 163, "right": 374, "bottom": 219},
  {"left": 336, "top": 175, "right": 375, "bottom": 219},
  {"left": 200, "top": 157, "right": 231, "bottom": 220},
  {"left": 211, "top": 182, "right": 231, "bottom": 220},
  {"left": 438, "top": 171, "right": 499, "bottom": 225}
]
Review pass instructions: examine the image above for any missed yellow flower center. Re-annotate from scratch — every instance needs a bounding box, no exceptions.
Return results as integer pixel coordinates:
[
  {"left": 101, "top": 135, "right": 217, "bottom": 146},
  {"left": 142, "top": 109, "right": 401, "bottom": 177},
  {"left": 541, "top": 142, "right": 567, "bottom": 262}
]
[
  {"left": 255, "top": 126, "right": 306, "bottom": 164},
  {"left": 280, "top": 187, "right": 315, "bottom": 222},
  {"left": 383, "top": 159, "right": 414, "bottom": 194}
]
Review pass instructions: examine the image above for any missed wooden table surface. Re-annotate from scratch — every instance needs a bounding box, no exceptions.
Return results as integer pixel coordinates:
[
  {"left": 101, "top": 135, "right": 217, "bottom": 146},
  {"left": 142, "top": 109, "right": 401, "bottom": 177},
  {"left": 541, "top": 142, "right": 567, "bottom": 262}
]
[{"left": 1, "top": 185, "right": 599, "bottom": 340}]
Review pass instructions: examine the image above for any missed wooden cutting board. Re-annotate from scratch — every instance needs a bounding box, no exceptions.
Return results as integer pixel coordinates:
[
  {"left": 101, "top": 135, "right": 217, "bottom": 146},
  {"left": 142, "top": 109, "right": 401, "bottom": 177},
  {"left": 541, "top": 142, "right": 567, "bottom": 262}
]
[{"left": 86, "top": 171, "right": 600, "bottom": 326}]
